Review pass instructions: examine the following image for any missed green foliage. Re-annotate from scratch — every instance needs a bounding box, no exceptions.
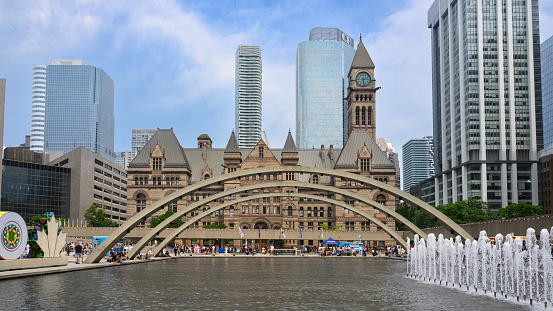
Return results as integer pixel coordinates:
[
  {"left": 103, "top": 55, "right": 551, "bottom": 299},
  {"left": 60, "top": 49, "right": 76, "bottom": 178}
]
[
  {"left": 331, "top": 225, "right": 341, "bottom": 231},
  {"left": 321, "top": 224, "right": 329, "bottom": 230},
  {"left": 273, "top": 226, "right": 282, "bottom": 230},
  {"left": 202, "top": 222, "right": 228, "bottom": 229},
  {"left": 84, "top": 205, "right": 119, "bottom": 227},
  {"left": 395, "top": 198, "right": 498, "bottom": 230},
  {"left": 435, "top": 197, "right": 498, "bottom": 224},
  {"left": 395, "top": 202, "right": 438, "bottom": 230},
  {"left": 149, "top": 210, "right": 185, "bottom": 228},
  {"left": 498, "top": 202, "right": 543, "bottom": 219}
]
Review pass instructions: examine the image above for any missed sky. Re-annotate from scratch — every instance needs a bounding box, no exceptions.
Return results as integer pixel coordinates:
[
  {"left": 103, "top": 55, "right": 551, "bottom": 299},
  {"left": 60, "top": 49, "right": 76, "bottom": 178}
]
[{"left": 1, "top": 0, "right": 552, "bottom": 175}]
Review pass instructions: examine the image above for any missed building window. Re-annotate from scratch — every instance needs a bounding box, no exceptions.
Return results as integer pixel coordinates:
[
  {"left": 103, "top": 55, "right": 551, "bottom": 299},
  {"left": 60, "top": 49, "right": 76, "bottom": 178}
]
[
  {"left": 327, "top": 207, "right": 332, "bottom": 217},
  {"left": 312, "top": 175, "right": 319, "bottom": 184},
  {"left": 360, "top": 158, "right": 370, "bottom": 171},
  {"left": 176, "top": 177, "right": 180, "bottom": 185},
  {"left": 259, "top": 146, "right": 264, "bottom": 157},
  {"left": 307, "top": 207, "right": 312, "bottom": 217},
  {"left": 152, "top": 158, "right": 162, "bottom": 171},
  {"left": 169, "top": 202, "right": 177, "bottom": 213},
  {"left": 319, "top": 207, "right": 324, "bottom": 217},
  {"left": 139, "top": 177, "right": 143, "bottom": 185},
  {"left": 345, "top": 222, "right": 354, "bottom": 231},
  {"left": 286, "top": 206, "right": 292, "bottom": 216},
  {"left": 144, "top": 177, "right": 148, "bottom": 185},
  {"left": 136, "top": 193, "right": 146, "bottom": 213},
  {"left": 368, "top": 107, "right": 372, "bottom": 125},
  {"left": 134, "top": 177, "right": 138, "bottom": 185},
  {"left": 361, "top": 106, "right": 366, "bottom": 125},
  {"left": 355, "top": 106, "right": 360, "bottom": 125},
  {"left": 299, "top": 207, "right": 304, "bottom": 217},
  {"left": 230, "top": 206, "right": 235, "bottom": 216},
  {"left": 286, "top": 173, "right": 294, "bottom": 181},
  {"left": 376, "top": 194, "right": 386, "bottom": 205}
]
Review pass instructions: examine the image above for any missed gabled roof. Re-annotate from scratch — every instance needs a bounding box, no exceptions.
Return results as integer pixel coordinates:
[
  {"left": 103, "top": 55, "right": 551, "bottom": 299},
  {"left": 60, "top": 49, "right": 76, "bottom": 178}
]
[
  {"left": 350, "top": 37, "right": 374, "bottom": 70},
  {"left": 129, "top": 129, "right": 189, "bottom": 168},
  {"left": 282, "top": 130, "right": 297, "bottom": 152},
  {"left": 334, "top": 130, "right": 393, "bottom": 169},
  {"left": 197, "top": 134, "right": 212, "bottom": 141},
  {"left": 224, "top": 131, "right": 240, "bottom": 153}
]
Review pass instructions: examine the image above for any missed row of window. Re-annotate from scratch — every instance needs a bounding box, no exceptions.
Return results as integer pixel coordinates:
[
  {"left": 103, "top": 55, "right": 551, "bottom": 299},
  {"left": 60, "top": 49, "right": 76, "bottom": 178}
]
[
  {"left": 134, "top": 176, "right": 180, "bottom": 186},
  {"left": 94, "top": 166, "right": 127, "bottom": 185},
  {"left": 94, "top": 158, "right": 127, "bottom": 177}
]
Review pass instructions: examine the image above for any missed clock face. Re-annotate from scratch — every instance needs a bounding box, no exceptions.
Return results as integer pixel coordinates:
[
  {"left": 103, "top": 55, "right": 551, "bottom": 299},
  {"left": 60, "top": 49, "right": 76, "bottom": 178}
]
[{"left": 356, "top": 72, "right": 371, "bottom": 87}]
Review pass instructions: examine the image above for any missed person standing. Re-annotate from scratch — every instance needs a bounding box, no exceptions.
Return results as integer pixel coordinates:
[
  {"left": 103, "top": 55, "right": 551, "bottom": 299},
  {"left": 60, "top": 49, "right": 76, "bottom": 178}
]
[{"left": 75, "top": 243, "right": 83, "bottom": 264}]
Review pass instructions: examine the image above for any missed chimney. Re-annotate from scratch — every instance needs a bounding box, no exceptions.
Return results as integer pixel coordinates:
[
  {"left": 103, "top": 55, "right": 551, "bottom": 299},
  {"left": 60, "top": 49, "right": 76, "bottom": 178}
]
[
  {"left": 330, "top": 145, "right": 334, "bottom": 160},
  {"left": 202, "top": 143, "right": 207, "bottom": 160},
  {"left": 321, "top": 145, "right": 325, "bottom": 160}
]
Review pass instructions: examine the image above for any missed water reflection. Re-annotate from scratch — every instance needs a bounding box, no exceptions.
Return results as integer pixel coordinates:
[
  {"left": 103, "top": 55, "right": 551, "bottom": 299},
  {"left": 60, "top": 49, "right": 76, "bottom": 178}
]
[{"left": 0, "top": 258, "right": 530, "bottom": 310}]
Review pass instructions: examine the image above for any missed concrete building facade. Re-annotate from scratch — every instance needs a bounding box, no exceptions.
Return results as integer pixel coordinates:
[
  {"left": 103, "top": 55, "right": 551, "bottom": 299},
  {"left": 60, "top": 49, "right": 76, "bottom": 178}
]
[
  {"left": 235, "top": 45, "right": 262, "bottom": 149},
  {"left": 296, "top": 28, "right": 355, "bottom": 149},
  {"left": 426, "top": 0, "right": 542, "bottom": 210},
  {"left": 49, "top": 147, "right": 128, "bottom": 224}
]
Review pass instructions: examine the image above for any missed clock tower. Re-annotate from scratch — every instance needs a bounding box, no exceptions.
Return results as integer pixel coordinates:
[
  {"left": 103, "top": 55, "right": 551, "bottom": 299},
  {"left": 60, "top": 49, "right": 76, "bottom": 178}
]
[{"left": 346, "top": 36, "right": 379, "bottom": 140}]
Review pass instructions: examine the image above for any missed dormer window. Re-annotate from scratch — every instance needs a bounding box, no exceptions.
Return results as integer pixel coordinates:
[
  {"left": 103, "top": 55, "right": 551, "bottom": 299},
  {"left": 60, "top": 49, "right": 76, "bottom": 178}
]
[
  {"left": 360, "top": 158, "right": 370, "bottom": 172},
  {"left": 259, "top": 146, "right": 264, "bottom": 157},
  {"left": 152, "top": 158, "right": 162, "bottom": 171}
]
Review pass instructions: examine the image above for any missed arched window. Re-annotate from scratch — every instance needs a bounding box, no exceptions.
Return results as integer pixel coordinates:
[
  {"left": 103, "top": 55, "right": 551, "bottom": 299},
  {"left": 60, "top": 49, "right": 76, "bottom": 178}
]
[
  {"left": 134, "top": 177, "right": 138, "bottom": 185},
  {"left": 176, "top": 177, "right": 180, "bottom": 185},
  {"left": 361, "top": 106, "right": 366, "bottom": 125},
  {"left": 299, "top": 207, "right": 304, "bottom": 217},
  {"left": 327, "top": 206, "right": 332, "bottom": 217},
  {"left": 136, "top": 193, "right": 146, "bottom": 213},
  {"left": 139, "top": 177, "right": 143, "bottom": 185},
  {"left": 368, "top": 107, "right": 372, "bottom": 125},
  {"left": 204, "top": 174, "right": 210, "bottom": 179},
  {"left": 319, "top": 207, "right": 324, "bottom": 217},
  {"left": 307, "top": 207, "right": 312, "bottom": 217},
  {"left": 364, "top": 95, "right": 368, "bottom": 101},
  {"left": 144, "top": 177, "right": 148, "bottom": 185},
  {"left": 288, "top": 206, "right": 293, "bottom": 216},
  {"left": 376, "top": 194, "right": 386, "bottom": 205},
  {"left": 355, "top": 94, "right": 359, "bottom": 101},
  {"left": 166, "top": 177, "right": 170, "bottom": 185},
  {"left": 229, "top": 206, "right": 235, "bottom": 216},
  {"left": 384, "top": 178, "right": 388, "bottom": 184},
  {"left": 203, "top": 207, "right": 207, "bottom": 212},
  {"left": 355, "top": 106, "right": 360, "bottom": 125},
  {"left": 171, "top": 177, "right": 174, "bottom": 185}
]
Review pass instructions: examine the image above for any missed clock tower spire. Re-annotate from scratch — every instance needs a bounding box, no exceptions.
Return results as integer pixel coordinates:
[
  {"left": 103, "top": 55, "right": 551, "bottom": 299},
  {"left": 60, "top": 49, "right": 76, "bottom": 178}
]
[{"left": 346, "top": 37, "right": 379, "bottom": 140}]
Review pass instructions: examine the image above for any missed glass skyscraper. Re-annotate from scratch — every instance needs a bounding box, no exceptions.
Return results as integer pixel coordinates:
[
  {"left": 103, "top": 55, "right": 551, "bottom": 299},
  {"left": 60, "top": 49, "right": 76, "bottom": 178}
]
[
  {"left": 30, "top": 65, "right": 47, "bottom": 152},
  {"left": 541, "top": 35, "right": 553, "bottom": 154},
  {"left": 235, "top": 45, "right": 262, "bottom": 149},
  {"left": 43, "top": 60, "right": 115, "bottom": 161},
  {"left": 131, "top": 129, "right": 157, "bottom": 160},
  {"left": 296, "top": 27, "right": 355, "bottom": 149},
  {"left": 402, "top": 136, "right": 435, "bottom": 192},
  {"left": 427, "top": 0, "right": 542, "bottom": 209}
]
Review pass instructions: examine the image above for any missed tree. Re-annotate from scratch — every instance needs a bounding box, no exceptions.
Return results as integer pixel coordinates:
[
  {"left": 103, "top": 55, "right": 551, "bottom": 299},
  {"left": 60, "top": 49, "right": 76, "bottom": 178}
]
[
  {"left": 435, "top": 197, "right": 498, "bottom": 224},
  {"left": 203, "top": 223, "right": 228, "bottom": 229},
  {"left": 84, "top": 205, "right": 118, "bottom": 227},
  {"left": 149, "top": 210, "right": 185, "bottom": 228},
  {"left": 499, "top": 202, "right": 542, "bottom": 219},
  {"left": 395, "top": 202, "right": 438, "bottom": 230}
]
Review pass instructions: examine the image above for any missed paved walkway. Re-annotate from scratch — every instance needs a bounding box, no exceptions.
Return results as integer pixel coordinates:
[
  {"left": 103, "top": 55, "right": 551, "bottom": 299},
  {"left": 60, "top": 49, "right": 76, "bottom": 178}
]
[{"left": 0, "top": 253, "right": 405, "bottom": 281}]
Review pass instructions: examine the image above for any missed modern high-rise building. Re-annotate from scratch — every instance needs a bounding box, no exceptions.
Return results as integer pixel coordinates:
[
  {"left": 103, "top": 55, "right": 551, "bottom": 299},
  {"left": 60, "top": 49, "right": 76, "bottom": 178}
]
[
  {"left": 30, "top": 65, "right": 47, "bottom": 152},
  {"left": 402, "top": 136, "right": 434, "bottom": 192},
  {"left": 541, "top": 35, "right": 553, "bottom": 155},
  {"left": 427, "top": 0, "right": 542, "bottom": 209},
  {"left": 116, "top": 150, "right": 132, "bottom": 169},
  {"left": 131, "top": 129, "right": 157, "bottom": 160},
  {"left": 296, "top": 28, "right": 356, "bottom": 149},
  {"left": 538, "top": 35, "right": 553, "bottom": 214},
  {"left": 235, "top": 45, "right": 262, "bottom": 149},
  {"left": 43, "top": 60, "right": 115, "bottom": 161},
  {"left": 0, "top": 79, "right": 5, "bottom": 200}
]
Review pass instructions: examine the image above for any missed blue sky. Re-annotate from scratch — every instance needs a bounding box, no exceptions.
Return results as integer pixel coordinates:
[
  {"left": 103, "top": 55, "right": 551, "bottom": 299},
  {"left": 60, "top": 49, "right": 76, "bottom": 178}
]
[{"left": 1, "top": 0, "right": 552, "bottom": 162}]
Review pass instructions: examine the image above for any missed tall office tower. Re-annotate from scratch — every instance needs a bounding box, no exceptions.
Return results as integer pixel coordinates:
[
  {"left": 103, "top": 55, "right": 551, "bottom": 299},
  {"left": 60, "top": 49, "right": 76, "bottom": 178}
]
[
  {"left": 428, "top": 0, "right": 542, "bottom": 209},
  {"left": 30, "top": 65, "right": 47, "bottom": 152},
  {"left": 235, "top": 45, "right": 262, "bottom": 149},
  {"left": 402, "top": 136, "right": 435, "bottom": 192},
  {"left": 131, "top": 129, "right": 157, "bottom": 160},
  {"left": 43, "top": 60, "right": 115, "bottom": 161},
  {"left": 538, "top": 35, "right": 553, "bottom": 214},
  {"left": 542, "top": 35, "right": 553, "bottom": 154},
  {"left": 377, "top": 138, "right": 401, "bottom": 190},
  {"left": 0, "top": 79, "right": 5, "bottom": 200},
  {"left": 296, "top": 28, "right": 356, "bottom": 149},
  {"left": 116, "top": 150, "right": 133, "bottom": 169}
]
